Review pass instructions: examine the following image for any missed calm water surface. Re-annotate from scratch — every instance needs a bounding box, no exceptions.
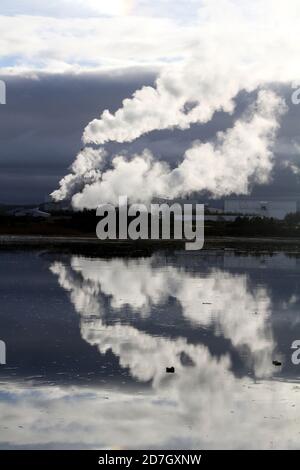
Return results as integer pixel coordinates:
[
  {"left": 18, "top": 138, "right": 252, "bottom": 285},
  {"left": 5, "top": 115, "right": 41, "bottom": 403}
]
[{"left": 0, "top": 249, "right": 300, "bottom": 449}]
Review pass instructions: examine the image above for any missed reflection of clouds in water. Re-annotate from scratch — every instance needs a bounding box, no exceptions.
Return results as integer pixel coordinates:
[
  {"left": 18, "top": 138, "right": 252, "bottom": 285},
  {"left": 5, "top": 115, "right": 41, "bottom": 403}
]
[
  {"left": 50, "top": 256, "right": 274, "bottom": 378},
  {"left": 282, "top": 294, "right": 300, "bottom": 311},
  {"left": 1, "top": 254, "right": 299, "bottom": 449},
  {"left": 1, "top": 366, "right": 300, "bottom": 449}
]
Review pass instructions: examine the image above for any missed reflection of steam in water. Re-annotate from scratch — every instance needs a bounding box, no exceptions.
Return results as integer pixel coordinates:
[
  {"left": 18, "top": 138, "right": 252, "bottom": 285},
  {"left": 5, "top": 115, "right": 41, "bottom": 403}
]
[
  {"left": 50, "top": 255, "right": 274, "bottom": 380},
  {"left": 1, "top": 253, "right": 300, "bottom": 450}
]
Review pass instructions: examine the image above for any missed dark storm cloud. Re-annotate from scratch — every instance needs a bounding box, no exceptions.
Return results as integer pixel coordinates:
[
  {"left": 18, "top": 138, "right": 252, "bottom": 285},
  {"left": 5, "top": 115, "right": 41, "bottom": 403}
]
[
  {"left": 0, "top": 70, "right": 155, "bottom": 203},
  {"left": 0, "top": 73, "right": 299, "bottom": 204}
]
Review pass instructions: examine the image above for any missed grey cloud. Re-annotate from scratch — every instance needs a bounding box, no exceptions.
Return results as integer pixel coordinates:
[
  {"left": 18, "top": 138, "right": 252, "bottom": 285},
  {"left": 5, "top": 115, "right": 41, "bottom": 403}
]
[
  {"left": 0, "top": 70, "right": 154, "bottom": 203},
  {"left": 0, "top": 73, "right": 299, "bottom": 204}
]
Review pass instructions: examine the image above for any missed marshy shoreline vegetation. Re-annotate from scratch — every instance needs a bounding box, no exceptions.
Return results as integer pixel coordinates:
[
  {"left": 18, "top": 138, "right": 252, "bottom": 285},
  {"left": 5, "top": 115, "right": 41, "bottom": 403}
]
[{"left": 0, "top": 209, "right": 300, "bottom": 255}]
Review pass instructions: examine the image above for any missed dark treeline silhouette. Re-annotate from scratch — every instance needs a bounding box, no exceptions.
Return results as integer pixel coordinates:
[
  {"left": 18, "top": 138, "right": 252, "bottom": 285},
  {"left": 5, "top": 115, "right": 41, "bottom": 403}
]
[{"left": 0, "top": 209, "right": 300, "bottom": 238}]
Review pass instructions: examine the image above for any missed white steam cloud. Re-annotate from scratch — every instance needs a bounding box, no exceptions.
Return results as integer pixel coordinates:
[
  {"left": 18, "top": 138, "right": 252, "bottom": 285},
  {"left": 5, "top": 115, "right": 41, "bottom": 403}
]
[
  {"left": 51, "top": 0, "right": 298, "bottom": 208},
  {"left": 51, "top": 147, "right": 106, "bottom": 202},
  {"left": 53, "top": 90, "right": 286, "bottom": 208}
]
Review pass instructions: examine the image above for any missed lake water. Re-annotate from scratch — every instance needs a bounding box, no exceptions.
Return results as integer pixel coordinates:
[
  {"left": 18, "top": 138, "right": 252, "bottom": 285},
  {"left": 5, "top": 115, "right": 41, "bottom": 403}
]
[{"left": 0, "top": 249, "right": 300, "bottom": 449}]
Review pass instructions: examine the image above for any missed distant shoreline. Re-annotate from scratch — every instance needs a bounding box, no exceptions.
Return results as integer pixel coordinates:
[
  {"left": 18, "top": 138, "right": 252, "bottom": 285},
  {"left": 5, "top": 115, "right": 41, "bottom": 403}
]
[{"left": 1, "top": 235, "right": 300, "bottom": 255}]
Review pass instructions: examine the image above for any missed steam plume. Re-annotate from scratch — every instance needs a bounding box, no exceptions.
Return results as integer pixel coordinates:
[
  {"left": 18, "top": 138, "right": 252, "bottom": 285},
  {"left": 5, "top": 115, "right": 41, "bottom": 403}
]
[
  {"left": 51, "top": 0, "right": 298, "bottom": 208},
  {"left": 52, "top": 90, "right": 286, "bottom": 208}
]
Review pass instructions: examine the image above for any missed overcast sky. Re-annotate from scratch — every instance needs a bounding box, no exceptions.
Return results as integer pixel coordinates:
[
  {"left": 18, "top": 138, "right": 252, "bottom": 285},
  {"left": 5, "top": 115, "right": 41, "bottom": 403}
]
[{"left": 0, "top": 0, "right": 299, "bottom": 204}]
